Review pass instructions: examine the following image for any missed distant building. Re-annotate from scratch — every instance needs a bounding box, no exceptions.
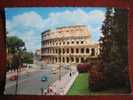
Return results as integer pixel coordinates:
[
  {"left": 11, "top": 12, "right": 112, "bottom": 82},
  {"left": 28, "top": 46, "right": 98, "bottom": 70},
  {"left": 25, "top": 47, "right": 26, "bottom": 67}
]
[
  {"left": 41, "top": 25, "right": 100, "bottom": 65},
  {"left": 34, "top": 49, "right": 41, "bottom": 62}
]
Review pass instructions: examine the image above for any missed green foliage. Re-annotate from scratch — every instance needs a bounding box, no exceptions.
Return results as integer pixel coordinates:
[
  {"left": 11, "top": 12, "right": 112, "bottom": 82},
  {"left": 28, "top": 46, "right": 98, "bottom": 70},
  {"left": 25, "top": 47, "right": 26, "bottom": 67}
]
[
  {"left": 99, "top": 8, "right": 130, "bottom": 89},
  {"left": 23, "top": 52, "right": 33, "bottom": 64},
  {"left": 7, "top": 36, "right": 25, "bottom": 53},
  {"left": 6, "top": 35, "right": 33, "bottom": 71}
]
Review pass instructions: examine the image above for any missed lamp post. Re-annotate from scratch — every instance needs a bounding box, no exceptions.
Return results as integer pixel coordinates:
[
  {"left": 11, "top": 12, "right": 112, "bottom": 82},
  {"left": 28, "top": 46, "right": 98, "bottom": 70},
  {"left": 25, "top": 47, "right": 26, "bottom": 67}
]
[
  {"left": 58, "top": 48, "right": 61, "bottom": 80},
  {"left": 69, "top": 53, "right": 72, "bottom": 74},
  {"left": 58, "top": 36, "right": 64, "bottom": 80},
  {"left": 14, "top": 46, "right": 26, "bottom": 95}
]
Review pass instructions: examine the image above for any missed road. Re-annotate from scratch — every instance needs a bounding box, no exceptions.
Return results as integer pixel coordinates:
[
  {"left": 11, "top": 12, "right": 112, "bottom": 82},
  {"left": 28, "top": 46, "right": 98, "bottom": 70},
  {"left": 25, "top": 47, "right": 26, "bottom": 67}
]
[{"left": 5, "top": 64, "right": 69, "bottom": 95}]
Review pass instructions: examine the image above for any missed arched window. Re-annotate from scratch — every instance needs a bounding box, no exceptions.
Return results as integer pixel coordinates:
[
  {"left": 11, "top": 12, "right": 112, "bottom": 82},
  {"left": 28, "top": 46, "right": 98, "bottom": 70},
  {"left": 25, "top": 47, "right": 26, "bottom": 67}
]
[
  {"left": 63, "top": 49, "right": 65, "bottom": 54},
  {"left": 63, "top": 57, "right": 65, "bottom": 62},
  {"left": 71, "top": 41, "right": 74, "bottom": 44},
  {"left": 86, "top": 48, "right": 89, "bottom": 53},
  {"left": 67, "top": 57, "right": 69, "bottom": 63},
  {"left": 56, "top": 49, "right": 58, "bottom": 53},
  {"left": 76, "top": 48, "right": 79, "bottom": 53},
  {"left": 81, "top": 41, "right": 84, "bottom": 44},
  {"left": 53, "top": 49, "right": 55, "bottom": 53},
  {"left": 59, "top": 57, "right": 61, "bottom": 62},
  {"left": 56, "top": 42, "right": 58, "bottom": 45},
  {"left": 59, "top": 42, "right": 61, "bottom": 45},
  {"left": 81, "top": 48, "right": 84, "bottom": 53},
  {"left": 67, "top": 48, "right": 69, "bottom": 53},
  {"left": 71, "top": 48, "right": 74, "bottom": 53},
  {"left": 76, "top": 41, "right": 79, "bottom": 44},
  {"left": 71, "top": 57, "right": 74, "bottom": 62},
  {"left": 91, "top": 48, "right": 95, "bottom": 56},
  {"left": 76, "top": 58, "right": 79, "bottom": 63},
  {"left": 56, "top": 58, "right": 57, "bottom": 62},
  {"left": 67, "top": 41, "right": 69, "bottom": 45},
  {"left": 81, "top": 57, "right": 84, "bottom": 63}
]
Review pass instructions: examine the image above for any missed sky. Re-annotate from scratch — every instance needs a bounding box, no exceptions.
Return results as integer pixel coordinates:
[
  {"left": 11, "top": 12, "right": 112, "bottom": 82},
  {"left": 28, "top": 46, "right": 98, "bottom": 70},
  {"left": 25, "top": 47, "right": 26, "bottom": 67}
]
[{"left": 5, "top": 7, "right": 106, "bottom": 52}]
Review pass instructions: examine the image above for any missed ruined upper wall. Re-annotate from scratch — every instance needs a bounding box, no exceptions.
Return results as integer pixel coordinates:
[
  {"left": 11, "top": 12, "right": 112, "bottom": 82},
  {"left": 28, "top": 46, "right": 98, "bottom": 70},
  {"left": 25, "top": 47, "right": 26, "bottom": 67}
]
[{"left": 42, "top": 25, "right": 91, "bottom": 40}]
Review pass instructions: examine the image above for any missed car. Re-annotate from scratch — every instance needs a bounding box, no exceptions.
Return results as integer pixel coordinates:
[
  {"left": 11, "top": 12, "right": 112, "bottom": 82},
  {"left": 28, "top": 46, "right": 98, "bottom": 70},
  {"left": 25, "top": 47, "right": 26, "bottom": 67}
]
[
  {"left": 41, "top": 75, "right": 48, "bottom": 82},
  {"left": 9, "top": 75, "right": 18, "bottom": 81}
]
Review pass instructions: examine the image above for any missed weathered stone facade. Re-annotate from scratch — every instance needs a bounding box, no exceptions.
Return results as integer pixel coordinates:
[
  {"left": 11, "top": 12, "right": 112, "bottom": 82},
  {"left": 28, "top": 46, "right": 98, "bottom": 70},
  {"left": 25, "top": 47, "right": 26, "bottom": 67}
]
[{"left": 41, "top": 25, "right": 100, "bottom": 65}]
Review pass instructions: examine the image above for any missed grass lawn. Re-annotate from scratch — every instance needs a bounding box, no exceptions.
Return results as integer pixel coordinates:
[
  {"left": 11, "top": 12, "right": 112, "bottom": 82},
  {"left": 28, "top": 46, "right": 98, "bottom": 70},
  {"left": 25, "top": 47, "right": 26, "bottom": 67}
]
[
  {"left": 67, "top": 73, "right": 91, "bottom": 95},
  {"left": 67, "top": 73, "right": 130, "bottom": 95}
]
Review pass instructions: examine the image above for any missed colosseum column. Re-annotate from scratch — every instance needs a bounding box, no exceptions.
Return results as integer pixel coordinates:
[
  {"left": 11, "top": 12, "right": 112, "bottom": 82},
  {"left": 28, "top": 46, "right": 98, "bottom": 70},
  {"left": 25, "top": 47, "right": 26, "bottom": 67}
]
[
  {"left": 53, "top": 48, "right": 54, "bottom": 54},
  {"left": 53, "top": 57, "right": 54, "bottom": 63},
  {"left": 74, "top": 56, "right": 76, "bottom": 63},
  {"left": 52, "top": 57, "right": 54, "bottom": 64},
  {"left": 60, "top": 57, "right": 62, "bottom": 63},
  {"left": 47, "top": 57, "right": 49, "bottom": 63},
  {"left": 97, "top": 48, "right": 99, "bottom": 55},
  {"left": 51, "top": 57, "right": 52, "bottom": 63},
  {"left": 79, "top": 57, "right": 81, "bottom": 63},
  {"left": 89, "top": 48, "right": 92, "bottom": 56},
  {"left": 54, "top": 57, "right": 56, "bottom": 63},
  {"left": 52, "top": 48, "right": 54, "bottom": 54},
  {"left": 65, "top": 56, "right": 67, "bottom": 63},
  {"left": 94, "top": 48, "right": 97, "bottom": 56},
  {"left": 74, "top": 48, "right": 76, "bottom": 54},
  {"left": 49, "top": 57, "right": 51, "bottom": 63},
  {"left": 57, "top": 57, "right": 59, "bottom": 63}
]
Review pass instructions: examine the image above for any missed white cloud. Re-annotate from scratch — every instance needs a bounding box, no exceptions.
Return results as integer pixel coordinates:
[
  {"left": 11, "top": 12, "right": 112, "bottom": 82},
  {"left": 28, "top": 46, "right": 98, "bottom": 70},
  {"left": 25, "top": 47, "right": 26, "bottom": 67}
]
[
  {"left": 42, "top": 9, "right": 105, "bottom": 30},
  {"left": 6, "top": 8, "right": 105, "bottom": 52},
  {"left": 6, "top": 11, "right": 44, "bottom": 31}
]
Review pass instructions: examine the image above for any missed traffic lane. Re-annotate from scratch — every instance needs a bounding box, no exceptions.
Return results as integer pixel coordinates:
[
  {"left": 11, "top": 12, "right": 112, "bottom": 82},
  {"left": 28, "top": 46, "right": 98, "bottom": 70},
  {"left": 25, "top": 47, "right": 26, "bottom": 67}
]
[
  {"left": 5, "top": 66, "right": 69, "bottom": 95},
  {"left": 17, "top": 68, "right": 68, "bottom": 95},
  {"left": 5, "top": 69, "right": 54, "bottom": 95},
  {"left": 17, "top": 70, "right": 52, "bottom": 95},
  {"left": 5, "top": 67, "right": 52, "bottom": 88}
]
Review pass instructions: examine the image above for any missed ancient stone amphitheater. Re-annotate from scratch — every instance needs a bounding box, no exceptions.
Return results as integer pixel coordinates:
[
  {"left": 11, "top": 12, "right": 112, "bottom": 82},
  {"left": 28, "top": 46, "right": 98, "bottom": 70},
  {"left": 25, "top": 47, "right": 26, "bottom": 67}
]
[{"left": 41, "top": 25, "right": 100, "bottom": 66}]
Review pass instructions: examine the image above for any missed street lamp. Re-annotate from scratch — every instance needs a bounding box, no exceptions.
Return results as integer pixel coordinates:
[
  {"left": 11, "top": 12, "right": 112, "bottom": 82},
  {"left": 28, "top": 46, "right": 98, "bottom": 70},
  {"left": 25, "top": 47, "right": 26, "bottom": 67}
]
[
  {"left": 14, "top": 46, "right": 25, "bottom": 95},
  {"left": 58, "top": 48, "right": 61, "bottom": 80},
  {"left": 58, "top": 36, "right": 64, "bottom": 80}
]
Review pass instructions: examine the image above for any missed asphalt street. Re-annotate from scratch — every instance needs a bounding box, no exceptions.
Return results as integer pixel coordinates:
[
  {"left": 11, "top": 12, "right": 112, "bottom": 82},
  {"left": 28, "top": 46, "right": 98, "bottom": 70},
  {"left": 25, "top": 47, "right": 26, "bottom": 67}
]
[{"left": 5, "top": 64, "right": 69, "bottom": 95}]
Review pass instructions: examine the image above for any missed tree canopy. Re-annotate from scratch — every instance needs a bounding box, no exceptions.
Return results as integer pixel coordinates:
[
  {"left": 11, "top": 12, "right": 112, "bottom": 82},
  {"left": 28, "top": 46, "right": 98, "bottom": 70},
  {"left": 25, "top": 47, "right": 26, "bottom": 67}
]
[
  {"left": 6, "top": 36, "right": 33, "bottom": 71},
  {"left": 99, "top": 8, "right": 130, "bottom": 89}
]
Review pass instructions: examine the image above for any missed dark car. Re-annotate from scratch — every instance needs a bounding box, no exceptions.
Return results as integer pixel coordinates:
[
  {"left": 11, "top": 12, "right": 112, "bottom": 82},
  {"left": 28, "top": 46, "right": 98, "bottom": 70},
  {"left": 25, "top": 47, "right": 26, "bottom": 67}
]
[{"left": 41, "top": 75, "right": 48, "bottom": 82}]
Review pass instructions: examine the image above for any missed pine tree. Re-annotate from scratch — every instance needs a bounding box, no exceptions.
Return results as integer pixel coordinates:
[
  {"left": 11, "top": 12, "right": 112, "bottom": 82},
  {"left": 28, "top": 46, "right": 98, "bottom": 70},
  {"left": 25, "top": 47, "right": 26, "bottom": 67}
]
[
  {"left": 109, "top": 8, "right": 130, "bottom": 88},
  {"left": 99, "top": 8, "right": 130, "bottom": 90},
  {"left": 99, "top": 8, "right": 113, "bottom": 70}
]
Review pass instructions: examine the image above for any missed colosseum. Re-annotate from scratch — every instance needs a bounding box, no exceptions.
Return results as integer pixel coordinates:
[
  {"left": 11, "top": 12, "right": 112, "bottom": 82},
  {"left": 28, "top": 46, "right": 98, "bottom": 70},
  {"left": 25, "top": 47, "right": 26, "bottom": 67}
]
[{"left": 41, "top": 25, "right": 100, "bottom": 67}]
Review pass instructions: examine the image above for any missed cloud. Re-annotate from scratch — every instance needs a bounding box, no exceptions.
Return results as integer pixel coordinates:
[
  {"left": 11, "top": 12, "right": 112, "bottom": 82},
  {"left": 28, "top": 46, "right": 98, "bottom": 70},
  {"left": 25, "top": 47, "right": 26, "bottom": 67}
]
[
  {"left": 6, "top": 8, "right": 105, "bottom": 52},
  {"left": 6, "top": 11, "right": 44, "bottom": 31},
  {"left": 42, "top": 9, "right": 105, "bottom": 30},
  {"left": 41, "top": 8, "right": 105, "bottom": 42}
]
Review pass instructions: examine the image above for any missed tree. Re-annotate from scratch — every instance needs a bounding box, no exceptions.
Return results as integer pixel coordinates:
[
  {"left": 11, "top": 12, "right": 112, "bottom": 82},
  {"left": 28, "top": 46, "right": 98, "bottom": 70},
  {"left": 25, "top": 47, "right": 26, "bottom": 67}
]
[
  {"left": 23, "top": 51, "right": 33, "bottom": 64},
  {"left": 6, "top": 36, "right": 25, "bottom": 71},
  {"left": 99, "top": 8, "right": 130, "bottom": 90},
  {"left": 7, "top": 36, "right": 25, "bottom": 54},
  {"left": 109, "top": 8, "right": 130, "bottom": 88},
  {"left": 99, "top": 8, "right": 113, "bottom": 68}
]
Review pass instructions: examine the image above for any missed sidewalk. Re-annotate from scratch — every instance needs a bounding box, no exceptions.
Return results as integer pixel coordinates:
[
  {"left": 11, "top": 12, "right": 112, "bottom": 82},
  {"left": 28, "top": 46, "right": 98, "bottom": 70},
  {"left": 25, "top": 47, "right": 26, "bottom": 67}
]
[{"left": 44, "top": 70, "right": 78, "bottom": 95}]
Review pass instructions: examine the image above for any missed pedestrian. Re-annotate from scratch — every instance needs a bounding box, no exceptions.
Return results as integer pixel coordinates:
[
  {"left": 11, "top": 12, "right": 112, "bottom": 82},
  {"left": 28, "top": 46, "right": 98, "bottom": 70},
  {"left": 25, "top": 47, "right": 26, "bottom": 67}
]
[
  {"left": 41, "top": 88, "right": 44, "bottom": 95},
  {"left": 69, "top": 72, "right": 72, "bottom": 77}
]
